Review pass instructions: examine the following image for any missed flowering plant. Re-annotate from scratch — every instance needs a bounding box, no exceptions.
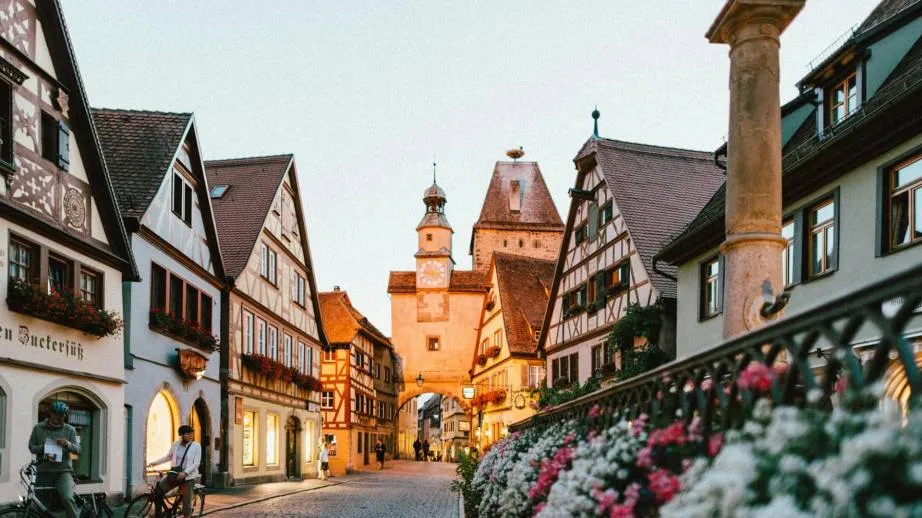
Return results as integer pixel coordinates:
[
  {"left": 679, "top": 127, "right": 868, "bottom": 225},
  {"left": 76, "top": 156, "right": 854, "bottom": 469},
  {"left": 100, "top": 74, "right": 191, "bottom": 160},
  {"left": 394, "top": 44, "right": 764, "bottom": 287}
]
[
  {"left": 473, "top": 429, "right": 539, "bottom": 517},
  {"left": 150, "top": 308, "right": 219, "bottom": 351},
  {"left": 7, "top": 278, "right": 122, "bottom": 337},
  {"left": 498, "top": 422, "right": 574, "bottom": 517},
  {"left": 486, "top": 346, "right": 501, "bottom": 358},
  {"left": 240, "top": 353, "right": 322, "bottom": 391},
  {"left": 476, "top": 354, "right": 488, "bottom": 366}
]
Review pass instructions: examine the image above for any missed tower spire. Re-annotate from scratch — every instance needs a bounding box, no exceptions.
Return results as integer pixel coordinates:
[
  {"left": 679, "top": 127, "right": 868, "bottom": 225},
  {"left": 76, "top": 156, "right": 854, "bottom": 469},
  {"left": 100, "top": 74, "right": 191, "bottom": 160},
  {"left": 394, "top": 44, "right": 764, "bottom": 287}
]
[
  {"left": 433, "top": 160, "right": 437, "bottom": 184},
  {"left": 592, "top": 105, "right": 601, "bottom": 138}
]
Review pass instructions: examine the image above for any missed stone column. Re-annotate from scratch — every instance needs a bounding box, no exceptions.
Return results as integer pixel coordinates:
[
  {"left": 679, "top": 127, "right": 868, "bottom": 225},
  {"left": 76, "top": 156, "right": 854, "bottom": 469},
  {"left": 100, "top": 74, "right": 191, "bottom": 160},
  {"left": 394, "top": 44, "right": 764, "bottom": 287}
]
[{"left": 706, "top": 0, "right": 804, "bottom": 339}]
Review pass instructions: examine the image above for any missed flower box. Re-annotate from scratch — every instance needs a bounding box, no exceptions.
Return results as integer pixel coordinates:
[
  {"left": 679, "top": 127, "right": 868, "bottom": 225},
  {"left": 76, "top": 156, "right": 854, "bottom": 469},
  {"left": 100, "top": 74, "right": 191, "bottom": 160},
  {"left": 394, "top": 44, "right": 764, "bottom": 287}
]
[
  {"left": 240, "top": 353, "right": 322, "bottom": 392},
  {"left": 486, "top": 346, "right": 501, "bottom": 358},
  {"left": 563, "top": 305, "right": 585, "bottom": 319},
  {"left": 150, "top": 309, "right": 219, "bottom": 351},
  {"left": 477, "top": 354, "right": 488, "bottom": 366},
  {"left": 6, "top": 279, "right": 122, "bottom": 338}
]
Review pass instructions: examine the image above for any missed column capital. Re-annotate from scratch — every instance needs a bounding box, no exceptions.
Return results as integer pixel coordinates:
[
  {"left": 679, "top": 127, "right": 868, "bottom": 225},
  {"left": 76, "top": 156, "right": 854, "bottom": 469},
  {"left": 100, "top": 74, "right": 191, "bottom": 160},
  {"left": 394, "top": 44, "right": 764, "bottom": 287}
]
[{"left": 706, "top": 0, "right": 805, "bottom": 45}]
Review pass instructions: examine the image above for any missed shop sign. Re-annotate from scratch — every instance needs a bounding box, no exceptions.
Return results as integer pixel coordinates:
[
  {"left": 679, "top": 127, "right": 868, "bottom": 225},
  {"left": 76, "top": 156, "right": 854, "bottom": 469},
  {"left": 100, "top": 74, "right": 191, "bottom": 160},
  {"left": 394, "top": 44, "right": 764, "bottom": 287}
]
[
  {"left": 175, "top": 348, "right": 208, "bottom": 380},
  {"left": 462, "top": 386, "right": 475, "bottom": 399},
  {"left": 235, "top": 397, "right": 244, "bottom": 425},
  {"left": 0, "top": 322, "right": 85, "bottom": 361}
]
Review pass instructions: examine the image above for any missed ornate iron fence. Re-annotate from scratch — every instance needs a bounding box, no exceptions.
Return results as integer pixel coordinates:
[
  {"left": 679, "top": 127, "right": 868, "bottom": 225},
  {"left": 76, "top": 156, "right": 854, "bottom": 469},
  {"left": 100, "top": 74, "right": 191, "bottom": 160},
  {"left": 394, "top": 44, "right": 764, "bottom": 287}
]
[{"left": 511, "top": 263, "right": 922, "bottom": 432}]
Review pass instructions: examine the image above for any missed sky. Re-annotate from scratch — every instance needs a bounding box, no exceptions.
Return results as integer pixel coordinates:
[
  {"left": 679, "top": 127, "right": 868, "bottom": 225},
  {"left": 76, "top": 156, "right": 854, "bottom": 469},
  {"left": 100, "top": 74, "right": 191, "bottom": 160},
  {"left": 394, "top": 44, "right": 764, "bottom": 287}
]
[{"left": 62, "top": 0, "right": 881, "bottom": 336}]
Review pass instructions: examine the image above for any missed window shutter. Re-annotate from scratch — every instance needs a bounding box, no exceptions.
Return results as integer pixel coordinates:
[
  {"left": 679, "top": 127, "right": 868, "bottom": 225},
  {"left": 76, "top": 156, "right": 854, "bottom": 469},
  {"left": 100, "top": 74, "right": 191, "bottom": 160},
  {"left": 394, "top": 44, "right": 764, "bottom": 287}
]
[
  {"left": 830, "top": 188, "right": 840, "bottom": 272},
  {"left": 184, "top": 183, "right": 193, "bottom": 224},
  {"left": 717, "top": 254, "right": 726, "bottom": 314},
  {"left": 521, "top": 364, "right": 529, "bottom": 388},
  {"left": 57, "top": 121, "right": 70, "bottom": 171},
  {"left": 595, "top": 272, "right": 606, "bottom": 303},
  {"left": 569, "top": 354, "right": 579, "bottom": 383},
  {"left": 588, "top": 202, "right": 599, "bottom": 238},
  {"left": 792, "top": 210, "right": 804, "bottom": 285}
]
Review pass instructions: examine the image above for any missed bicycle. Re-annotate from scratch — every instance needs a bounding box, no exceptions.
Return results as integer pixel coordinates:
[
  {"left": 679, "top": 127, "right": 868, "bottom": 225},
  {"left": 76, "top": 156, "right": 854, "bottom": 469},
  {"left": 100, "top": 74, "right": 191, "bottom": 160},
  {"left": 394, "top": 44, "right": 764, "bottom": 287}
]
[
  {"left": 123, "top": 470, "right": 205, "bottom": 518},
  {"left": 0, "top": 460, "right": 112, "bottom": 518}
]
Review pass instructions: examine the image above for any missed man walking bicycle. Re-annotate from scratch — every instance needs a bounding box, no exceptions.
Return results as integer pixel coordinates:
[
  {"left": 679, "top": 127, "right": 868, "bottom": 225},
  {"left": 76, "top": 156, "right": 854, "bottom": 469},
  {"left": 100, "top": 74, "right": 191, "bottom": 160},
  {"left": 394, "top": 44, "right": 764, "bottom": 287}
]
[
  {"left": 148, "top": 424, "right": 201, "bottom": 518},
  {"left": 28, "top": 400, "right": 81, "bottom": 518}
]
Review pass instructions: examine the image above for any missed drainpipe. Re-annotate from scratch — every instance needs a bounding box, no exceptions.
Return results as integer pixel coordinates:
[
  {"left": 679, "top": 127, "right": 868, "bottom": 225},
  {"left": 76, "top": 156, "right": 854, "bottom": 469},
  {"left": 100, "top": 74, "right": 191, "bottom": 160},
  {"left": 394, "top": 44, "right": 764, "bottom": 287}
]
[
  {"left": 706, "top": 0, "right": 804, "bottom": 339},
  {"left": 216, "top": 280, "right": 233, "bottom": 487},
  {"left": 124, "top": 404, "right": 132, "bottom": 500},
  {"left": 651, "top": 256, "right": 677, "bottom": 282}
]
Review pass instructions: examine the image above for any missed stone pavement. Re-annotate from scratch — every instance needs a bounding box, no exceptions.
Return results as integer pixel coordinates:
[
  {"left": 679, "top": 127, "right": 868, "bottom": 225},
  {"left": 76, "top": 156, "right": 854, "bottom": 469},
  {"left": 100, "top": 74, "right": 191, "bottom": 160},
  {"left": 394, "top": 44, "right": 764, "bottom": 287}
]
[{"left": 207, "top": 460, "right": 460, "bottom": 517}]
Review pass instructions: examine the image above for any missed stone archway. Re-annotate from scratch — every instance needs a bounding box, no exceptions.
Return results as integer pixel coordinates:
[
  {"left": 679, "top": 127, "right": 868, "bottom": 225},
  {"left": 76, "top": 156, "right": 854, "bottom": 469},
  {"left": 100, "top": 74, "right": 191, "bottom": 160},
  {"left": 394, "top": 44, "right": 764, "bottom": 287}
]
[
  {"left": 189, "top": 398, "right": 212, "bottom": 483},
  {"left": 395, "top": 391, "right": 473, "bottom": 463}
]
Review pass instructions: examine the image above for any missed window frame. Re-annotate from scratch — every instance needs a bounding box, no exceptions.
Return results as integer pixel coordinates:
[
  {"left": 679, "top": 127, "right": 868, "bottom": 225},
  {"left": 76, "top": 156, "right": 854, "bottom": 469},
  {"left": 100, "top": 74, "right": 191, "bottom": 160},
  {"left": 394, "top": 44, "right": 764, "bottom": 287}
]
[
  {"left": 826, "top": 71, "right": 859, "bottom": 127},
  {"left": 699, "top": 255, "right": 722, "bottom": 321},
  {"left": 880, "top": 151, "right": 922, "bottom": 254},
  {"left": 427, "top": 336, "right": 441, "bottom": 351},
  {"left": 0, "top": 78, "right": 14, "bottom": 170},
  {"left": 7, "top": 234, "right": 105, "bottom": 308},
  {"left": 171, "top": 170, "right": 194, "bottom": 226},
  {"left": 805, "top": 195, "right": 839, "bottom": 280},
  {"left": 323, "top": 347, "right": 336, "bottom": 363},
  {"left": 321, "top": 391, "right": 334, "bottom": 409},
  {"left": 242, "top": 410, "right": 258, "bottom": 467}
]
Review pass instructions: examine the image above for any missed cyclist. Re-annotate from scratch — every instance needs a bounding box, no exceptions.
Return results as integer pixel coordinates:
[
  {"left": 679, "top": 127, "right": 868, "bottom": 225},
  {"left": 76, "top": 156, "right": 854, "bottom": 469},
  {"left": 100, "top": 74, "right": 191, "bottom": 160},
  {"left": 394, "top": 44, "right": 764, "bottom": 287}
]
[
  {"left": 147, "top": 424, "right": 201, "bottom": 518},
  {"left": 27, "top": 400, "right": 81, "bottom": 518}
]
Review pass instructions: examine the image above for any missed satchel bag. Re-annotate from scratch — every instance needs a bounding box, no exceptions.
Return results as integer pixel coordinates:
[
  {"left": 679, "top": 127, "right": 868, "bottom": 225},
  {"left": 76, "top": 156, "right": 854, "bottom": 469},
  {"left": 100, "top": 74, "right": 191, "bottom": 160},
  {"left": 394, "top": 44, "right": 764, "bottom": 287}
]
[{"left": 167, "top": 443, "right": 191, "bottom": 481}]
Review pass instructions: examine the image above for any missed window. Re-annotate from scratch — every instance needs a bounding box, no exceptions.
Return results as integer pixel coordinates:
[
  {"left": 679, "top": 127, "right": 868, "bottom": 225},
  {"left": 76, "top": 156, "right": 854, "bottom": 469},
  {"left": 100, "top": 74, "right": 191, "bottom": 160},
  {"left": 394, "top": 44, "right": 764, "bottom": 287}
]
[
  {"left": 527, "top": 365, "right": 543, "bottom": 389},
  {"left": 201, "top": 294, "right": 212, "bottom": 332},
  {"left": 492, "top": 330, "right": 502, "bottom": 351},
  {"left": 269, "top": 326, "right": 278, "bottom": 360},
  {"left": 384, "top": 366, "right": 391, "bottom": 383},
  {"left": 782, "top": 220, "right": 795, "bottom": 287},
  {"left": 40, "top": 112, "right": 70, "bottom": 170},
  {"left": 209, "top": 185, "right": 229, "bottom": 198},
  {"left": 242, "top": 410, "right": 257, "bottom": 466},
  {"left": 808, "top": 198, "right": 836, "bottom": 277},
  {"left": 599, "top": 201, "right": 613, "bottom": 226},
  {"left": 266, "top": 414, "right": 279, "bottom": 465},
  {"left": 356, "top": 351, "right": 365, "bottom": 370},
  {"left": 171, "top": 172, "right": 193, "bottom": 225},
  {"left": 378, "top": 401, "right": 385, "bottom": 420},
  {"left": 427, "top": 336, "right": 440, "bottom": 351},
  {"left": 551, "top": 353, "right": 579, "bottom": 386},
  {"left": 374, "top": 363, "right": 381, "bottom": 379},
  {"left": 0, "top": 79, "right": 11, "bottom": 167},
  {"left": 185, "top": 285, "right": 199, "bottom": 324},
  {"left": 293, "top": 273, "right": 306, "bottom": 306},
  {"left": 608, "top": 260, "right": 631, "bottom": 294},
  {"left": 8, "top": 238, "right": 34, "bottom": 282},
  {"left": 426, "top": 233, "right": 433, "bottom": 241},
  {"left": 47, "top": 254, "right": 70, "bottom": 295},
  {"left": 827, "top": 72, "right": 858, "bottom": 126},
  {"left": 886, "top": 153, "right": 922, "bottom": 251},
  {"left": 257, "top": 319, "right": 267, "bottom": 355},
  {"left": 575, "top": 224, "right": 588, "bottom": 244},
  {"left": 244, "top": 311, "right": 254, "bottom": 354},
  {"left": 298, "top": 341, "right": 307, "bottom": 373},
  {"left": 260, "top": 243, "right": 277, "bottom": 285},
  {"left": 321, "top": 391, "right": 334, "bottom": 409},
  {"left": 283, "top": 335, "right": 292, "bottom": 367},
  {"left": 169, "top": 274, "right": 183, "bottom": 317},
  {"left": 150, "top": 264, "right": 166, "bottom": 312},
  {"left": 510, "top": 180, "right": 521, "bottom": 212},
  {"left": 700, "top": 256, "right": 721, "bottom": 319},
  {"left": 145, "top": 391, "right": 176, "bottom": 470},
  {"left": 591, "top": 345, "right": 603, "bottom": 374},
  {"left": 79, "top": 269, "right": 100, "bottom": 306},
  {"left": 355, "top": 394, "right": 364, "bottom": 414},
  {"left": 323, "top": 348, "right": 335, "bottom": 362}
]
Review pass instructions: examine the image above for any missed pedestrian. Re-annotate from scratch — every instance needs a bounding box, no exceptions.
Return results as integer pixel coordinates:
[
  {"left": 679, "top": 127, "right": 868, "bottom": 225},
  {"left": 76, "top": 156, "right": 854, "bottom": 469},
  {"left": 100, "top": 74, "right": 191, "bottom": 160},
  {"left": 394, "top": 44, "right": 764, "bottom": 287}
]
[
  {"left": 147, "top": 424, "right": 201, "bottom": 518},
  {"left": 422, "top": 440, "right": 430, "bottom": 461},
  {"left": 28, "top": 401, "right": 80, "bottom": 518},
  {"left": 413, "top": 438, "right": 421, "bottom": 461},
  {"left": 374, "top": 440, "right": 386, "bottom": 470},
  {"left": 319, "top": 442, "right": 331, "bottom": 480}
]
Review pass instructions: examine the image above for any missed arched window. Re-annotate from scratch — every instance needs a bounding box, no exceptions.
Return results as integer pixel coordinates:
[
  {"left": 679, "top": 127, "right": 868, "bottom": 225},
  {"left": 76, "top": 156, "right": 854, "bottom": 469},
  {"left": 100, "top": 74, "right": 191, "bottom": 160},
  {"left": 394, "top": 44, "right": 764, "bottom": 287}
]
[
  {"left": 38, "top": 390, "right": 102, "bottom": 482},
  {"left": 883, "top": 353, "right": 922, "bottom": 423},
  {"left": 146, "top": 391, "right": 177, "bottom": 469}
]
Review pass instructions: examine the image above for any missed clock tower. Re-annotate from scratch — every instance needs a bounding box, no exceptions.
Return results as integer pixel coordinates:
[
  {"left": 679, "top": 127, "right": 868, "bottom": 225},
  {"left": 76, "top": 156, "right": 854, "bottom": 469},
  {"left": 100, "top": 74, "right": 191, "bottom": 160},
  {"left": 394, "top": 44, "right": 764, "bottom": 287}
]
[{"left": 415, "top": 179, "right": 454, "bottom": 290}]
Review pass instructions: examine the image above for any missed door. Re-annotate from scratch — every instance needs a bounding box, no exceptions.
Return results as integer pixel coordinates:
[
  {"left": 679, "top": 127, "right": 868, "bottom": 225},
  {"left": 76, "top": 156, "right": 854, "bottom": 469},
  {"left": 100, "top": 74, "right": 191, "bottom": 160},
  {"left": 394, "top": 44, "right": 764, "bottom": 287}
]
[
  {"left": 363, "top": 432, "right": 369, "bottom": 466},
  {"left": 189, "top": 399, "right": 211, "bottom": 483},
  {"left": 286, "top": 417, "right": 300, "bottom": 479}
]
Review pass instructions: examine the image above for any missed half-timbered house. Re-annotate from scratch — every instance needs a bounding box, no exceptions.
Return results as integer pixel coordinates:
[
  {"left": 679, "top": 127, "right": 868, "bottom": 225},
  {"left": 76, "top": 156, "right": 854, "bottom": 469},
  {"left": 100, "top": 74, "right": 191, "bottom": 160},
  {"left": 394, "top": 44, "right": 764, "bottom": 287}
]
[
  {"left": 372, "top": 335, "right": 399, "bottom": 461},
  {"left": 206, "top": 154, "right": 326, "bottom": 486},
  {"left": 318, "top": 288, "right": 394, "bottom": 475},
  {"left": 470, "top": 252, "right": 553, "bottom": 447},
  {"left": 0, "top": 0, "right": 137, "bottom": 504},
  {"left": 93, "top": 108, "right": 224, "bottom": 495},
  {"left": 538, "top": 137, "right": 724, "bottom": 388}
]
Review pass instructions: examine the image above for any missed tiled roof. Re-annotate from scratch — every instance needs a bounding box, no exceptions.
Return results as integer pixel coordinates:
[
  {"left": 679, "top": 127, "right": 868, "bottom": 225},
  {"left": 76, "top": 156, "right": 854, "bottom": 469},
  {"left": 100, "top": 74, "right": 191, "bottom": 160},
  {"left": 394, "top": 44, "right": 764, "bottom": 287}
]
[
  {"left": 857, "top": 0, "right": 921, "bottom": 34},
  {"left": 319, "top": 291, "right": 390, "bottom": 346},
  {"left": 660, "top": 25, "right": 922, "bottom": 262},
  {"left": 205, "top": 155, "right": 293, "bottom": 278},
  {"left": 578, "top": 138, "right": 725, "bottom": 298},
  {"left": 387, "top": 270, "right": 488, "bottom": 293},
  {"left": 473, "top": 161, "right": 564, "bottom": 231},
  {"left": 493, "top": 252, "right": 555, "bottom": 355},
  {"left": 91, "top": 108, "right": 191, "bottom": 219}
]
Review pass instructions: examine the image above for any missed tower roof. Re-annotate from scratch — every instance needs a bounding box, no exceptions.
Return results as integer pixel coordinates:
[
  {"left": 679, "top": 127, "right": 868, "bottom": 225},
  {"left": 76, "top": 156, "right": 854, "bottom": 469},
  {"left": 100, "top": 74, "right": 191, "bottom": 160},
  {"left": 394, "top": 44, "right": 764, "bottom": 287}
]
[{"left": 473, "top": 161, "right": 564, "bottom": 232}]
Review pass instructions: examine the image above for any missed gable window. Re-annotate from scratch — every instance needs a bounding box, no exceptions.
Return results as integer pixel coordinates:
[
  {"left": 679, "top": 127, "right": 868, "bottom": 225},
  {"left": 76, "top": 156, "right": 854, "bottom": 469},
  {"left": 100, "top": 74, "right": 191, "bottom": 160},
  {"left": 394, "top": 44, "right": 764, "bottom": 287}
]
[
  {"left": 885, "top": 153, "right": 922, "bottom": 251},
  {"left": 808, "top": 198, "right": 836, "bottom": 278},
  {"left": 607, "top": 260, "right": 631, "bottom": 294},
  {"left": 171, "top": 172, "right": 193, "bottom": 226},
  {"left": 782, "top": 219, "right": 795, "bottom": 287},
  {"left": 700, "top": 256, "right": 721, "bottom": 320},
  {"left": 321, "top": 391, "right": 334, "bottom": 409},
  {"left": 509, "top": 180, "right": 521, "bottom": 212},
  {"left": 41, "top": 112, "right": 70, "bottom": 171},
  {"left": 427, "top": 336, "right": 440, "bottom": 351},
  {"left": 575, "top": 224, "right": 588, "bottom": 244},
  {"left": 827, "top": 72, "right": 858, "bottom": 126},
  {"left": 480, "top": 338, "right": 488, "bottom": 355},
  {"left": 492, "top": 329, "right": 502, "bottom": 351},
  {"left": 0, "top": 80, "right": 13, "bottom": 168},
  {"left": 243, "top": 311, "right": 254, "bottom": 354},
  {"left": 260, "top": 243, "right": 277, "bottom": 285},
  {"left": 599, "top": 201, "right": 613, "bottom": 226},
  {"left": 323, "top": 347, "right": 335, "bottom": 362},
  {"left": 292, "top": 273, "right": 306, "bottom": 306}
]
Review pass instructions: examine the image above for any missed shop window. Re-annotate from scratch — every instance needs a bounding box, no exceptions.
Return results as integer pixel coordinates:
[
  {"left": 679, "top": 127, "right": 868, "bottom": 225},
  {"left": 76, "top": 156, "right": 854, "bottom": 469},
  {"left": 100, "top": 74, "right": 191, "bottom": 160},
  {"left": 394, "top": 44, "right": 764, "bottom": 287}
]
[
  {"left": 242, "top": 410, "right": 257, "bottom": 467},
  {"left": 145, "top": 391, "right": 177, "bottom": 470},
  {"left": 39, "top": 390, "right": 102, "bottom": 483},
  {"left": 885, "top": 153, "right": 922, "bottom": 251},
  {"left": 266, "top": 414, "right": 279, "bottom": 466}
]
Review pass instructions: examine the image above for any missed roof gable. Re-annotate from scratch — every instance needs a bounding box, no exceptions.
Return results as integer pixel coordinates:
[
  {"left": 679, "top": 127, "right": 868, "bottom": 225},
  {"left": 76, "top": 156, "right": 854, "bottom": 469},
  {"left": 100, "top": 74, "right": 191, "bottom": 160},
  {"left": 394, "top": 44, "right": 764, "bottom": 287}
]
[
  {"left": 493, "top": 252, "right": 555, "bottom": 356},
  {"left": 473, "top": 161, "right": 564, "bottom": 231},
  {"left": 319, "top": 291, "right": 390, "bottom": 346}
]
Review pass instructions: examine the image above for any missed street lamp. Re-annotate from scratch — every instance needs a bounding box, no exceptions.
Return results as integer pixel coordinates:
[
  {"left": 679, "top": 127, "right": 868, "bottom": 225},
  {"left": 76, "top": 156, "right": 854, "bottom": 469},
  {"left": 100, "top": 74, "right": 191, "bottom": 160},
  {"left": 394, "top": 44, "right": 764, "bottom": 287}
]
[{"left": 416, "top": 372, "right": 424, "bottom": 387}]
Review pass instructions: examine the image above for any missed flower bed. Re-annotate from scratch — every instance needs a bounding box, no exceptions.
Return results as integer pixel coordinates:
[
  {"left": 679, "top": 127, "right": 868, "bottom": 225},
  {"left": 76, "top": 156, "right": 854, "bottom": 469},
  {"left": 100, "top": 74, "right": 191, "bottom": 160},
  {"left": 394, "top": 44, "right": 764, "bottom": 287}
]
[
  {"left": 6, "top": 279, "right": 122, "bottom": 337},
  {"left": 467, "top": 370, "right": 922, "bottom": 517},
  {"left": 150, "top": 309, "right": 219, "bottom": 351},
  {"left": 240, "top": 353, "right": 323, "bottom": 391}
]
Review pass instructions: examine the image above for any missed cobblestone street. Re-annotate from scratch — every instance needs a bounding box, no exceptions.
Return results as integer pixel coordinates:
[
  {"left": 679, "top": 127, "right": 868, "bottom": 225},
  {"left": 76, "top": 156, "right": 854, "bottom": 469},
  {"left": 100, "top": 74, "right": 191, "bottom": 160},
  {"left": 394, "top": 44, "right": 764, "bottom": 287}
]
[{"left": 208, "top": 461, "right": 459, "bottom": 518}]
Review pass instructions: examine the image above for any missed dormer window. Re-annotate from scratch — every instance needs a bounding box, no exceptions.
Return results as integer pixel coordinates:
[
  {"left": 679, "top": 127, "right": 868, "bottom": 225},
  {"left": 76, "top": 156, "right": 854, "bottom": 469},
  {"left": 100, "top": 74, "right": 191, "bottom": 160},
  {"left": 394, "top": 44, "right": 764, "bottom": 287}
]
[
  {"left": 509, "top": 181, "right": 521, "bottom": 212},
  {"left": 172, "top": 171, "right": 193, "bottom": 226},
  {"left": 209, "top": 185, "right": 229, "bottom": 198},
  {"left": 827, "top": 72, "right": 858, "bottom": 126}
]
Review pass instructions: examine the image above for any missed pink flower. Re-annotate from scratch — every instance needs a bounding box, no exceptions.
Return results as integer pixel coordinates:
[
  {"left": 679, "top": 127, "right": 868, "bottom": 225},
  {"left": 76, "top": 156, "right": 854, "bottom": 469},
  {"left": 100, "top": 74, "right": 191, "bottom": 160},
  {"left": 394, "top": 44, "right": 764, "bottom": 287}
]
[
  {"left": 588, "top": 404, "right": 602, "bottom": 418},
  {"left": 701, "top": 378, "right": 714, "bottom": 391},
  {"left": 593, "top": 488, "right": 619, "bottom": 516},
  {"left": 528, "top": 445, "right": 575, "bottom": 503},
  {"left": 737, "top": 362, "right": 776, "bottom": 393},
  {"left": 834, "top": 375, "right": 848, "bottom": 394},
  {"left": 630, "top": 414, "right": 648, "bottom": 437},
  {"left": 648, "top": 469, "right": 682, "bottom": 504},
  {"left": 707, "top": 433, "right": 724, "bottom": 457},
  {"left": 609, "top": 504, "right": 635, "bottom": 518},
  {"left": 636, "top": 446, "right": 653, "bottom": 469}
]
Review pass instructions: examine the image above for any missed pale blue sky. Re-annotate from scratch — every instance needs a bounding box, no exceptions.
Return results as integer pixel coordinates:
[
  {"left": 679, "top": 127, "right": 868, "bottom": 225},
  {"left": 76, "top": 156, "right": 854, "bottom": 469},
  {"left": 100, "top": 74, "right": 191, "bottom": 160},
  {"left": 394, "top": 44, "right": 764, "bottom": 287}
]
[{"left": 62, "top": 1, "right": 880, "bottom": 335}]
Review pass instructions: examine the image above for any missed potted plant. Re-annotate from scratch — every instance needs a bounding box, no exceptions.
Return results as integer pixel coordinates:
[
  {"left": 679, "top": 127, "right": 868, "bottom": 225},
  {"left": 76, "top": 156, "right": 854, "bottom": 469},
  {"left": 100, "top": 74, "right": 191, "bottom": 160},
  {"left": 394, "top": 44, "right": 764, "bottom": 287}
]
[
  {"left": 477, "top": 354, "right": 488, "bottom": 366},
  {"left": 6, "top": 279, "right": 122, "bottom": 338},
  {"left": 486, "top": 346, "right": 501, "bottom": 358}
]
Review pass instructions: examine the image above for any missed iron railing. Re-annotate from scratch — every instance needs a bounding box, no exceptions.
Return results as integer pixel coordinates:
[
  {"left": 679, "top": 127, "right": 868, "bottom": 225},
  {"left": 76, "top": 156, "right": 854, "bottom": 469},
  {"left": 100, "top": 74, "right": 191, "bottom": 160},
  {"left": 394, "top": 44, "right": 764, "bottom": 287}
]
[{"left": 511, "top": 262, "right": 922, "bottom": 432}]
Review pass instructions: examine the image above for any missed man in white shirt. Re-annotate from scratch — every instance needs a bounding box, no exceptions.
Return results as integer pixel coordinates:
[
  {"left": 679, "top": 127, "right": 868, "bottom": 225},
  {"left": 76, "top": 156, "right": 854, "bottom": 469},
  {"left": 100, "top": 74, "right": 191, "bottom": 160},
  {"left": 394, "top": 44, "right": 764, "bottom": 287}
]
[{"left": 148, "top": 424, "right": 201, "bottom": 518}]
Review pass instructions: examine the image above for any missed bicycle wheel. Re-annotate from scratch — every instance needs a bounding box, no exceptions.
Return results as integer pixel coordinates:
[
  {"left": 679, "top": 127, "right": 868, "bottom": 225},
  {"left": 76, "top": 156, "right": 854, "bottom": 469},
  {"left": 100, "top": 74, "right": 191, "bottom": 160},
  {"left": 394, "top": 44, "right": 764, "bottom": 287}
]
[
  {"left": 0, "top": 506, "right": 28, "bottom": 518},
  {"left": 191, "top": 490, "right": 205, "bottom": 518},
  {"left": 123, "top": 494, "right": 155, "bottom": 518}
]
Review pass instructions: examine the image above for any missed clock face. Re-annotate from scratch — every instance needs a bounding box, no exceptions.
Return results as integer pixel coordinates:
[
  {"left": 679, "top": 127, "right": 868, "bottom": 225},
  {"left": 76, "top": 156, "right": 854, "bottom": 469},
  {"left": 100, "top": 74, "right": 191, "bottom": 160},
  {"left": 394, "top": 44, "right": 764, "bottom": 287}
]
[{"left": 419, "top": 259, "right": 448, "bottom": 287}]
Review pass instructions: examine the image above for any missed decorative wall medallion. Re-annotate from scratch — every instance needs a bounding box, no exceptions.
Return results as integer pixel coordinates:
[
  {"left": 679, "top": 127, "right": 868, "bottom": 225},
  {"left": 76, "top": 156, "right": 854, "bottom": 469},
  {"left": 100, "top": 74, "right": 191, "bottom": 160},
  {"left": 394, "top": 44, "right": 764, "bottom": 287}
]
[
  {"left": 63, "top": 187, "right": 85, "bottom": 228},
  {"left": 513, "top": 393, "right": 527, "bottom": 409},
  {"left": 176, "top": 348, "right": 209, "bottom": 380}
]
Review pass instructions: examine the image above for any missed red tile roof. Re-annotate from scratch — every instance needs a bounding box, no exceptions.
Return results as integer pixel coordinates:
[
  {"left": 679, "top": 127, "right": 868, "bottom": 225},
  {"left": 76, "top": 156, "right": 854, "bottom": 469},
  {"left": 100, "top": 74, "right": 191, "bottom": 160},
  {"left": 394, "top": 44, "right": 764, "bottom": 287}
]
[
  {"left": 318, "top": 290, "right": 390, "bottom": 346},
  {"left": 576, "top": 138, "right": 725, "bottom": 298},
  {"left": 492, "top": 252, "right": 555, "bottom": 355},
  {"left": 387, "top": 270, "right": 488, "bottom": 293},
  {"left": 205, "top": 155, "right": 293, "bottom": 278},
  {"left": 473, "top": 161, "right": 564, "bottom": 231}
]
